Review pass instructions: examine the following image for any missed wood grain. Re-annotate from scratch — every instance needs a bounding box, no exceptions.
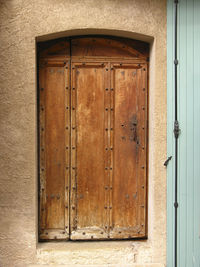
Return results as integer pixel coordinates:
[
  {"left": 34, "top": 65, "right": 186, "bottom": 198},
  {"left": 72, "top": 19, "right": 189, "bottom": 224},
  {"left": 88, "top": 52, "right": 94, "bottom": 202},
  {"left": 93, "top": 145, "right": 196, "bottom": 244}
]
[
  {"left": 39, "top": 59, "right": 69, "bottom": 240},
  {"left": 38, "top": 37, "right": 148, "bottom": 241},
  {"left": 110, "top": 63, "right": 147, "bottom": 239},
  {"left": 70, "top": 62, "right": 109, "bottom": 240}
]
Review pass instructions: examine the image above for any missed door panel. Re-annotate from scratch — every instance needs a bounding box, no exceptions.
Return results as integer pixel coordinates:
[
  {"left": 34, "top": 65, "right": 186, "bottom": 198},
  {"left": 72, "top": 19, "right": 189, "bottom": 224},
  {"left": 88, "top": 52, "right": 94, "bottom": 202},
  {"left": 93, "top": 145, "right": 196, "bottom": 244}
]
[
  {"left": 110, "top": 63, "right": 147, "bottom": 239},
  {"left": 70, "top": 62, "right": 110, "bottom": 240},
  {"left": 39, "top": 59, "right": 69, "bottom": 240}
]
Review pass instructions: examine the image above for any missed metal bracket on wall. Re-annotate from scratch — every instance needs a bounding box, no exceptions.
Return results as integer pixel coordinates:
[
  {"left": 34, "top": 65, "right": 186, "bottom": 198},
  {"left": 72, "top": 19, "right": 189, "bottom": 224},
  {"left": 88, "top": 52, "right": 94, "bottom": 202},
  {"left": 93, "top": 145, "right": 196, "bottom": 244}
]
[{"left": 164, "top": 156, "right": 172, "bottom": 167}]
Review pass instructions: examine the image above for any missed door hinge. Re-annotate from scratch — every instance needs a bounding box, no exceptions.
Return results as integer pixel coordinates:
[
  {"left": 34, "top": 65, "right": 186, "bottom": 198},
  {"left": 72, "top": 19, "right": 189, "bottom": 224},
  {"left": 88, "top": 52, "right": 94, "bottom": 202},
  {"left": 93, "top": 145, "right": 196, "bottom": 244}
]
[{"left": 174, "top": 120, "right": 180, "bottom": 139}]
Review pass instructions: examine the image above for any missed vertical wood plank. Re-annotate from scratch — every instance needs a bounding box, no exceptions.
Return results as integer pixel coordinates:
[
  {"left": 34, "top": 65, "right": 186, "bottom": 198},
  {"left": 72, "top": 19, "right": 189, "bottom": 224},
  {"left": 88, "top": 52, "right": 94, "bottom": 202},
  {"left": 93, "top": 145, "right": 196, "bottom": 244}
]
[
  {"left": 70, "top": 62, "right": 109, "bottom": 240},
  {"left": 167, "top": 0, "right": 200, "bottom": 265},
  {"left": 193, "top": 1, "right": 200, "bottom": 265},
  {"left": 167, "top": 0, "right": 175, "bottom": 265},
  {"left": 39, "top": 59, "right": 69, "bottom": 240},
  {"left": 39, "top": 63, "right": 46, "bottom": 233},
  {"left": 64, "top": 60, "right": 70, "bottom": 235},
  {"left": 110, "top": 63, "right": 147, "bottom": 239}
]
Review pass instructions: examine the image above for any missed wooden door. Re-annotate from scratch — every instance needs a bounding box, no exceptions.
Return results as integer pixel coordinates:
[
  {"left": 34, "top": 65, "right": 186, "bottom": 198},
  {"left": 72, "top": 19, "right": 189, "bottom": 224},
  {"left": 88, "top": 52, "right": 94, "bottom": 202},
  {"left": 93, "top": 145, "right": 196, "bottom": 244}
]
[{"left": 38, "top": 37, "right": 148, "bottom": 241}]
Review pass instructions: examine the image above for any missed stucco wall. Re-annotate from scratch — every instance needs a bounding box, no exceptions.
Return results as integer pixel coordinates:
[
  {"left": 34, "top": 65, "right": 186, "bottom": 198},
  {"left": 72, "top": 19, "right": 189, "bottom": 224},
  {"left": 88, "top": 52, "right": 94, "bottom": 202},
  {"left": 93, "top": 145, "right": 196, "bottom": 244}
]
[{"left": 0, "top": 0, "right": 167, "bottom": 266}]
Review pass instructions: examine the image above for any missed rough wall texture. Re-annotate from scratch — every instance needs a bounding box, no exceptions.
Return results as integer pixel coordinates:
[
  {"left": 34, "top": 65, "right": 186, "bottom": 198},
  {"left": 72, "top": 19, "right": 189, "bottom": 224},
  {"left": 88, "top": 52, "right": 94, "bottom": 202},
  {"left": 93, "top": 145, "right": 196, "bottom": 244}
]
[{"left": 0, "top": 0, "right": 167, "bottom": 266}]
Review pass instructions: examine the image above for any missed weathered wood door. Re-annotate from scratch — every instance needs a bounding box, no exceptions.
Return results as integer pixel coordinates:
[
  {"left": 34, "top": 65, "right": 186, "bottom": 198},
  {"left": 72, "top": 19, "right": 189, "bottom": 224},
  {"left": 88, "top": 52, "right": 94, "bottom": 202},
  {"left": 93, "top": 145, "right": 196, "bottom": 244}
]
[{"left": 38, "top": 37, "right": 149, "bottom": 240}]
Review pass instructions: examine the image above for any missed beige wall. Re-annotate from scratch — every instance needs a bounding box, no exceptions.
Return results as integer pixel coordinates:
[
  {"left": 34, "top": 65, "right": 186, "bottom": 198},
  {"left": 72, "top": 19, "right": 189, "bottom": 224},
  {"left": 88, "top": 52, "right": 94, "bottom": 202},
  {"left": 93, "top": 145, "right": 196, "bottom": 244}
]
[{"left": 0, "top": 0, "right": 167, "bottom": 266}]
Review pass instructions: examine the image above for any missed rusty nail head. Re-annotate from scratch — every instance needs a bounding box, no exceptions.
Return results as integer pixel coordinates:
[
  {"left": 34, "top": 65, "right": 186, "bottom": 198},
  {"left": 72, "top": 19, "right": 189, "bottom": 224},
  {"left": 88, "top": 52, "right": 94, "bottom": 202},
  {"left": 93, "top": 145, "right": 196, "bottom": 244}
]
[
  {"left": 65, "top": 205, "right": 68, "bottom": 209},
  {"left": 104, "top": 206, "right": 107, "bottom": 209},
  {"left": 82, "top": 232, "right": 85, "bottom": 235},
  {"left": 105, "top": 88, "right": 108, "bottom": 91}
]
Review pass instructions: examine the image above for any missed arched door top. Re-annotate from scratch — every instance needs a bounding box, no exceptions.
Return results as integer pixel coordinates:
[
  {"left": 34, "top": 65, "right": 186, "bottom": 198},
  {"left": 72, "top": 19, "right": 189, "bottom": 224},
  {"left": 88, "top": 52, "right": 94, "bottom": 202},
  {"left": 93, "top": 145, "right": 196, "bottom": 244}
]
[{"left": 38, "top": 36, "right": 149, "bottom": 61}]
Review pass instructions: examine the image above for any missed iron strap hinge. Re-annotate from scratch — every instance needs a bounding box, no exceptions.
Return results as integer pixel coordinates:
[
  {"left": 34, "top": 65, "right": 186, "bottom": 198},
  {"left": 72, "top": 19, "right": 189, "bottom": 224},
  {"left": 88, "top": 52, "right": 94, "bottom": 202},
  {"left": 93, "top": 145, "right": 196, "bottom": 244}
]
[{"left": 174, "top": 120, "right": 180, "bottom": 139}]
